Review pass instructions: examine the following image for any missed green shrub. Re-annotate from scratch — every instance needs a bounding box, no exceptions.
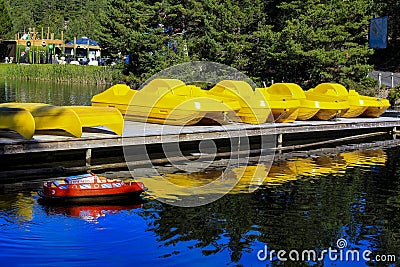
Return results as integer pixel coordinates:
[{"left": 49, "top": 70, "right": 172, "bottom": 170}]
[{"left": 388, "top": 85, "right": 400, "bottom": 106}]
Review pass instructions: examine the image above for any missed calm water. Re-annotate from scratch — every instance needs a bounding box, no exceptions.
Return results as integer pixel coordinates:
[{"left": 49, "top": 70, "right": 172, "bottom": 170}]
[
  {"left": 0, "top": 80, "right": 399, "bottom": 266},
  {"left": 0, "top": 79, "right": 106, "bottom": 106},
  {"left": 0, "top": 147, "right": 400, "bottom": 266}
]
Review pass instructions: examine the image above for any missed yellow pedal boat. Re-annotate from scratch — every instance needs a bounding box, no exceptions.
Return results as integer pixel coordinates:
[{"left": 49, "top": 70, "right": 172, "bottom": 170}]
[
  {"left": 305, "top": 83, "right": 350, "bottom": 120},
  {"left": 207, "top": 80, "right": 270, "bottom": 124},
  {"left": 256, "top": 83, "right": 322, "bottom": 121},
  {"left": 0, "top": 107, "right": 35, "bottom": 139},
  {"left": 342, "top": 90, "right": 390, "bottom": 118},
  {"left": 66, "top": 106, "right": 124, "bottom": 135},
  {"left": 256, "top": 83, "right": 302, "bottom": 123},
  {"left": 92, "top": 79, "right": 239, "bottom": 125},
  {"left": 0, "top": 103, "right": 82, "bottom": 137}
]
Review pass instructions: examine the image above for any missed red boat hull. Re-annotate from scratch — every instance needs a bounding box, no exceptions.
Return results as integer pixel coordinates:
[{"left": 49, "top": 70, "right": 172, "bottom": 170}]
[{"left": 39, "top": 180, "right": 145, "bottom": 203}]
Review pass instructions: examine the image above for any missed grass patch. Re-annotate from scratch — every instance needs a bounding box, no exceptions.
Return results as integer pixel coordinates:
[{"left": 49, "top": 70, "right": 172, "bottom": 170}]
[{"left": 0, "top": 63, "right": 123, "bottom": 85}]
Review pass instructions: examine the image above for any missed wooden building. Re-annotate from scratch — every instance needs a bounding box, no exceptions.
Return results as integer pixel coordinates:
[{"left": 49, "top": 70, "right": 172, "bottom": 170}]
[
  {"left": 0, "top": 28, "right": 101, "bottom": 63},
  {"left": 64, "top": 36, "right": 101, "bottom": 60}
]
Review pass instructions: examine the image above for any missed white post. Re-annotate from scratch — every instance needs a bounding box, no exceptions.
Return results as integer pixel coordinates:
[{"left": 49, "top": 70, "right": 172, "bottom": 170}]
[
  {"left": 378, "top": 73, "right": 382, "bottom": 88},
  {"left": 86, "top": 148, "right": 92, "bottom": 168},
  {"left": 391, "top": 73, "right": 394, "bottom": 88},
  {"left": 278, "top": 134, "right": 283, "bottom": 150}
]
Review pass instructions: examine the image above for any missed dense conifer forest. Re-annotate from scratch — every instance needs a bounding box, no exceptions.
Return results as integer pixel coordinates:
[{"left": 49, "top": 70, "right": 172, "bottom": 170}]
[{"left": 0, "top": 0, "right": 399, "bottom": 88}]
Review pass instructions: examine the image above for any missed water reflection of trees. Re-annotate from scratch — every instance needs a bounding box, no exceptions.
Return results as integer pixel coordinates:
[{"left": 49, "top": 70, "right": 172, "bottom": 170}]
[
  {"left": 0, "top": 79, "right": 106, "bottom": 105},
  {"left": 143, "top": 149, "right": 400, "bottom": 265}
]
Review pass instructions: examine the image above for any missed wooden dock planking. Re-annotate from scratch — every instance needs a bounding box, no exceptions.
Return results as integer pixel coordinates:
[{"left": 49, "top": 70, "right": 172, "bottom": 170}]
[{"left": 1, "top": 116, "right": 400, "bottom": 155}]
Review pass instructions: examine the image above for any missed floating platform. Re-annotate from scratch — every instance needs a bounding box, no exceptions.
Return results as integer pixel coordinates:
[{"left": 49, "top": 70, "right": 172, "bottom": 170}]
[{"left": 1, "top": 116, "right": 400, "bottom": 180}]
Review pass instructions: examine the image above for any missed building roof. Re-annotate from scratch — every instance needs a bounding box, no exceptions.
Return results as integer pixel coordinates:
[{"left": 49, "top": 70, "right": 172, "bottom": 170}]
[{"left": 66, "top": 37, "right": 99, "bottom": 46}]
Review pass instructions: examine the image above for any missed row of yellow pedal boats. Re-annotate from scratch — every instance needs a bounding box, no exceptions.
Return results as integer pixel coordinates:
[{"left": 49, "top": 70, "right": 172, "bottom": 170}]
[
  {"left": 92, "top": 79, "right": 391, "bottom": 125},
  {"left": 0, "top": 79, "right": 391, "bottom": 139}
]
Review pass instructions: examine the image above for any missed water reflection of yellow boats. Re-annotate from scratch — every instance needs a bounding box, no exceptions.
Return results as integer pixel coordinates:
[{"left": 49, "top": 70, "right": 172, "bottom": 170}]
[
  {"left": 141, "top": 149, "right": 387, "bottom": 202},
  {"left": 0, "top": 107, "right": 35, "bottom": 139},
  {"left": 92, "top": 79, "right": 239, "bottom": 125},
  {"left": 256, "top": 84, "right": 301, "bottom": 123},
  {"left": 290, "top": 156, "right": 347, "bottom": 177},
  {"left": 340, "top": 149, "right": 386, "bottom": 167},
  {"left": 304, "top": 83, "right": 350, "bottom": 120},
  {"left": 208, "top": 80, "right": 270, "bottom": 124},
  {"left": 142, "top": 170, "right": 230, "bottom": 201},
  {"left": 0, "top": 192, "right": 36, "bottom": 222}
]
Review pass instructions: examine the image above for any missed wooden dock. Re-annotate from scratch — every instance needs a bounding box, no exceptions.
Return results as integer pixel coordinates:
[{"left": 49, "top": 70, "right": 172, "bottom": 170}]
[{"left": 1, "top": 116, "right": 400, "bottom": 179}]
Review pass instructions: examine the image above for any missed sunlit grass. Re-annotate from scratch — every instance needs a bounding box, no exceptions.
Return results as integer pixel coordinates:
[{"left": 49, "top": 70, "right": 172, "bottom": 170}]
[{"left": 0, "top": 63, "right": 121, "bottom": 85}]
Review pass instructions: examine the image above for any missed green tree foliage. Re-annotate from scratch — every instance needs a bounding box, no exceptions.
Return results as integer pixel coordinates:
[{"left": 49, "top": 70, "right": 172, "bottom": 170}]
[
  {"left": 0, "top": 0, "right": 12, "bottom": 39},
  {"left": 1, "top": 0, "right": 392, "bottom": 88},
  {"left": 259, "top": 0, "right": 375, "bottom": 88},
  {"left": 4, "top": 0, "right": 103, "bottom": 41},
  {"left": 97, "top": 0, "right": 188, "bottom": 84}
]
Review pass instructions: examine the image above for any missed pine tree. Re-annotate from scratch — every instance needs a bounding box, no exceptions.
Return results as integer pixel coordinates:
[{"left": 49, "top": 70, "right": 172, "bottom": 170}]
[
  {"left": 258, "top": 0, "right": 375, "bottom": 88},
  {"left": 0, "top": 0, "right": 12, "bottom": 39}
]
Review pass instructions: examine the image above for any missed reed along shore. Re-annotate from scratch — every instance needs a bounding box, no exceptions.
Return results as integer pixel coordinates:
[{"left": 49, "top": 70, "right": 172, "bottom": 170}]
[{"left": 0, "top": 63, "right": 122, "bottom": 85}]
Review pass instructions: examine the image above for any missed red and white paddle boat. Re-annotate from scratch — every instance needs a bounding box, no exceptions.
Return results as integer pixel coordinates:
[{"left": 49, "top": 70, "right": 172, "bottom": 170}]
[{"left": 38, "top": 173, "right": 146, "bottom": 202}]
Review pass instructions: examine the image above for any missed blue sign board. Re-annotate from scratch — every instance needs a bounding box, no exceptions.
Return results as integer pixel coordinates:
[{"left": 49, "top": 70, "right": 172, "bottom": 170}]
[{"left": 369, "top": 16, "right": 388, "bottom": 49}]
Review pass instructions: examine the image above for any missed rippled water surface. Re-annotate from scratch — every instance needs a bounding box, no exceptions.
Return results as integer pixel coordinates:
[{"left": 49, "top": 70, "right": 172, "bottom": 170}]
[{"left": 1, "top": 147, "right": 400, "bottom": 266}]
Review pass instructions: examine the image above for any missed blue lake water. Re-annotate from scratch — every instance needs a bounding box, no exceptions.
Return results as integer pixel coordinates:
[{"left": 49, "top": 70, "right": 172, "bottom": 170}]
[{"left": 1, "top": 147, "right": 399, "bottom": 266}]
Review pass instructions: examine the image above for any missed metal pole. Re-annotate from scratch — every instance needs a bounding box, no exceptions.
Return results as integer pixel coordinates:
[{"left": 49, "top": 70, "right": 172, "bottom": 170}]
[
  {"left": 278, "top": 134, "right": 283, "bottom": 150},
  {"left": 86, "top": 148, "right": 92, "bottom": 168},
  {"left": 391, "top": 73, "right": 394, "bottom": 88},
  {"left": 378, "top": 73, "right": 382, "bottom": 88}
]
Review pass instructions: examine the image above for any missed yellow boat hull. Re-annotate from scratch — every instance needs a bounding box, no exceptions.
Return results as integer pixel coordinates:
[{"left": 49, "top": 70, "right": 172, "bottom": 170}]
[
  {"left": 131, "top": 80, "right": 236, "bottom": 125},
  {"left": 305, "top": 83, "right": 350, "bottom": 120},
  {"left": 342, "top": 106, "right": 368, "bottom": 118},
  {"left": 311, "top": 100, "right": 349, "bottom": 120},
  {"left": 124, "top": 106, "right": 206, "bottom": 125},
  {"left": 270, "top": 107, "right": 299, "bottom": 123},
  {"left": 92, "top": 80, "right": 240, "bottom": 126},
  {"left": 297, "top": 105, "right": 320, "bottom": 121},
  {"left": 0, "top": 107, "right": 35, "bottom": 139},
  {"left": 313, "top": 108, "right": 345, "bottom": 120},
  {"left": 0, "top": 103, "right": 82, "bottom": 137},
  {"left": 91, "top": 84, "right": 134, "bottom": 115},
  {"left": 256, "top": 85, "right": 302, "bottom": 123},
  {"left": 66, "top": 106, "right": 124, "bottom": 135},
  {"left": 266, "top": 99, "right": 300, "bottom": 123},
  {"left": 361, "top": 106, "right": 389, "bottom": 118},
  {"left": 342, "top": 90, "right": 390, "bottom": 118},
  {"left": 208, "top": 80, "right": 270, "bottom": 124}
]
